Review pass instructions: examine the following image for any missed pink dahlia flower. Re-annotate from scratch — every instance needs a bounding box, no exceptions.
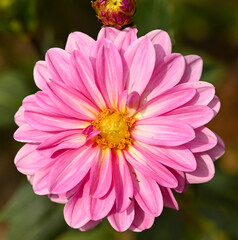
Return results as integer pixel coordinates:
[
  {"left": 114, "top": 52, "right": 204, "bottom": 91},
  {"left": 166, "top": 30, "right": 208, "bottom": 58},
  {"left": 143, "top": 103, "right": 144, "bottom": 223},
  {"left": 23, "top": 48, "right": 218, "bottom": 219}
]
[{"left": 14, "top": 27, "right": 225, "bottom": 232}]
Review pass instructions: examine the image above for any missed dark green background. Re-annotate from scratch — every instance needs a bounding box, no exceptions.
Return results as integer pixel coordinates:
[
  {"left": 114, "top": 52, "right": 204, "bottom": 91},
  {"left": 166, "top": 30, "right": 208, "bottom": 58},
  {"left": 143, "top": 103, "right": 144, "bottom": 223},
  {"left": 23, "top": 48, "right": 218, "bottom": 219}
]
[{"left": 0, "top": 0, "right": 238, "bottom": 239}]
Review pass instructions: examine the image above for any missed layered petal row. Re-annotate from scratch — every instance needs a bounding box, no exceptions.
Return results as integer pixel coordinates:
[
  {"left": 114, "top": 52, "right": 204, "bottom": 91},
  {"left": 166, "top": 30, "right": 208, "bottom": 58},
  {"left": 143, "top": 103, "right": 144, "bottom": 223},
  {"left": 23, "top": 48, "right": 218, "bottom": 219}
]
[{"left": 14, "top": 27, "right": 224, "bottom": 232}]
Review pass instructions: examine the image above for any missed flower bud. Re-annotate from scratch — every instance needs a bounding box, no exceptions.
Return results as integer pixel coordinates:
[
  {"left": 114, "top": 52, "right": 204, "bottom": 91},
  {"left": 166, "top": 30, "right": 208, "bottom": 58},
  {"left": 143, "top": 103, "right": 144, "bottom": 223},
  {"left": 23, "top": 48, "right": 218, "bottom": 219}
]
[{"left": 92, "top": 0, "right": 136, "bottom": 29}]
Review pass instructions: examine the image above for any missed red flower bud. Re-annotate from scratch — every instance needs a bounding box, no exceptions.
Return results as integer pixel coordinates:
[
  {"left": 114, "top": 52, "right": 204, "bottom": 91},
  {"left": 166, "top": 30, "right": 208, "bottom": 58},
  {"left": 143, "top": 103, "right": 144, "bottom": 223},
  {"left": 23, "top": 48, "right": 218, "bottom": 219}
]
[{"left": 92, "top": 0, "right": 136, "bottom": 29}]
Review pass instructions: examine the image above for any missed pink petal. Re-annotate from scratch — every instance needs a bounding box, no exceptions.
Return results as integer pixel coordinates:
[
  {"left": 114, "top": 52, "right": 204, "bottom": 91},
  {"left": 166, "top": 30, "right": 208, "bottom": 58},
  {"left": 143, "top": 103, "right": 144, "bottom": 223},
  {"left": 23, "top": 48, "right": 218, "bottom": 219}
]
[
  {"left": 126, "top": 91, "right": 141, "bottom": 115},
  {"left": 170, "top": 169, "right": 187, "bottom": 193},
  {"left": 125, "top": 145, "right": 178, "bottom": 188},
  {"left": 35, "top": 92, "right": 60, "bottom": 115},
  {"left": 144, "top": 54, "right": 185, "bottom": 101},
  {"left": 208, "top": 95, "right": 221, "bottom": 117},
  {"left": 118, "top": 90, "right": 128, "bottom": 113},
  {"left": 64, "top": 188, "right": 90, "bottom": 228},
  {"left": 49, "top": 193, "right": 68, "bottom": 204},
  {"left": 83, "top": 180, "right": 115, "bottom": 221},
  {"left": 160, "top": 187, "right": 179, "bottom": 210},
  {"left": 65, "top": 31, "right": 95, "bottom": 55},
  {"left": 23, "top": 94, "right": 50, "bottom": 113},
  {"left": 49, "top": 145, "right": 99, "bottom": 194},
  {"left": 146, "top": 29, "right": 172, "bottom": 58},
  {"left": 90, "top": 149, "right": 112, "bottom": 198},
  {"left": 107, "top": 202, "right": 135, "bottom": 232},
  {"left": 14, "top": 144, "right": 54, "bottom": 175},
  {"left": 46, "top": 48, "right": 72, "bottom": 87},
  {"left": 180, "top": 55, "right": 203, "bottom": 83},
  {"left": 23, "top": 97, "right": 88, "bottom": 131},
  {"left": 118, "top": 90, "right": 142, "bottom": 116},
  {"left": 132, "top": 117, "right": 195, "bottom": 147},
  {"left": 96, "top": 42, "right": 123, "bottom": 108},
  {"left": 129, "top": 201, "right": 155, "bottom": 232},
  {"left": 49, "top": 185, "right": 79, "bottom": 204},
  {"left": 70, "top": 50, "right": 106, "bottom": 109},
  {"left": 86, "top": 129, "right": 101, "bottom": 141},
  {"left": 31, "top": 164, "right": 52, "bottom": 195},
  {"left": 114, "top": 27, "right": 138, "bottom": 53},
  {"left": 37, "top": 130, "right": 86, "bottom": 157},
  {"left": 47, "top": 81, "right": 99, "bottom": 120},
  {"left": 97, "top": 27, "right": 121, "bottom": 42},
  {"left": 23, "top": 93, "right": 61, "bottom": 118},
  {"left": 15, "top": 106, "right": 26, "bottom": 127},
  {"left": 163, "top": 105, "right": 214, "bottom": 128},
  {"left": 33, "top": 61, "right": 50, "bottom": 91},
  {"left": 207, "top": 133, "right": 225, "bottom": 161},
  {"left": 184, "top": 81, "right": 215, "bottom": 106},
  {"left": 186, "top": 127, "right": 218, "bottom": 153},
  {"left": 137, "top": 85, "right": 196, "bottom": 119},
  {"left": 124, "top": 37, "right": 156, "bottom": 95},
  {"left": 14, "top": 124, "right": 52, "bottom": 143},
  {"left": 131, "top": 168, "right": 163, "bottom": 217},
  {"left": 90, "top": 39, "right": 111, "bottom": 68},
  {"left": 136, "top": 142, "right": 197, "bottom": 172},
  {"left": 82, "top": 125, "right": 94, "bottom": 135},
  {"left": 113, "top": 151, "right": 133, "bottom": 212},
  {"left": 25, "top": 110, "right": 88, "bottom": 132},
  {"left": 186, "top": 153, "right": 215, "bottom": 184},
  {"left": 79, "top": 220, "right": 102, "bottom": 231}
]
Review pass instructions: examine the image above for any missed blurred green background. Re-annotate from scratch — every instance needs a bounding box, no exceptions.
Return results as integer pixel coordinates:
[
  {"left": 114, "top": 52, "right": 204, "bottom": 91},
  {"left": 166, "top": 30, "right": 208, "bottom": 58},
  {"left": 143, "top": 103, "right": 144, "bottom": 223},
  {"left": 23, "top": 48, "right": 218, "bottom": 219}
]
[{"left": 0, "top": 0, "right": 238, "bottom": 239}]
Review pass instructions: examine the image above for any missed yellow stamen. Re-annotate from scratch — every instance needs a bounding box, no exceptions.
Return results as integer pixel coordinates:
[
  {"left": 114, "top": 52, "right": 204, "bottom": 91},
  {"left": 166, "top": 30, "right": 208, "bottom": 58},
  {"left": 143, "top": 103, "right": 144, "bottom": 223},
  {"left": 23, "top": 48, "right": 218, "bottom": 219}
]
[
  {"left": 106, "top": 0, "right": 122, "bottom": 11},
  {"left": 92, "top": 109, "right": 135, "bottom": 150}
]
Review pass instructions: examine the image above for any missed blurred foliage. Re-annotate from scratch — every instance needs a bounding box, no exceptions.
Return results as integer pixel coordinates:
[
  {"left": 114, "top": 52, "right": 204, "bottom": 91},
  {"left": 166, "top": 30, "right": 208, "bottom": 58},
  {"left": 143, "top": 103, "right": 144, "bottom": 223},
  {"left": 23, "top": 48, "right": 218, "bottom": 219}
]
[
  {"left": 0, "top": 184, "right": 67, "bottom": 240},
  {"left": 0, "top": 71, "right": 30, "bottom": 127},
  {"left": 0, "top": 0, "right": 37, "bottom": 36},
  {"left": 135, "top": 0, "right": 172, "bottom": 34},
  {"left": 0, "top": 0, "right": 238, "bottom": 240}
]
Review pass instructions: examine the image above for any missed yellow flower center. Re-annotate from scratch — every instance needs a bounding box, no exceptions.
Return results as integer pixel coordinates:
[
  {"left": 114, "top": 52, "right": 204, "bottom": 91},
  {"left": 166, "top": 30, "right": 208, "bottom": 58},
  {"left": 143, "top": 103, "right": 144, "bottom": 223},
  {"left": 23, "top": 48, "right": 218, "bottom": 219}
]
[
  {"left": 106, "top": 0, "right": 122, "bottom": 11},
  {"left": 92, "top": 109, "right": 135, "bottom": 150}
]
